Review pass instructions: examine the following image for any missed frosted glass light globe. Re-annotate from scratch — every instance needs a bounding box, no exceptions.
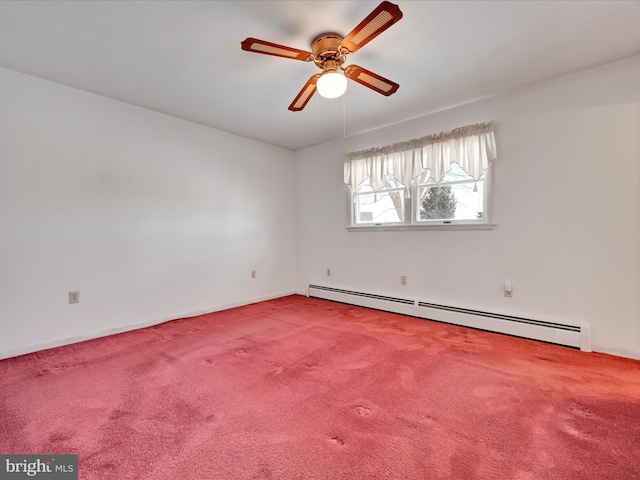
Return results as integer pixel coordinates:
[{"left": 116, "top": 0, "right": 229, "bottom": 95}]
[{"left": 317, "top": 71, "right": 347, "bottom": 99}]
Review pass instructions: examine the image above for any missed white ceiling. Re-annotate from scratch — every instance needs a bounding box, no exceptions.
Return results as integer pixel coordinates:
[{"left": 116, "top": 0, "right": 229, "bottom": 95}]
[{"left": 1, "top": 1, "right": 639, "bottom": 151}]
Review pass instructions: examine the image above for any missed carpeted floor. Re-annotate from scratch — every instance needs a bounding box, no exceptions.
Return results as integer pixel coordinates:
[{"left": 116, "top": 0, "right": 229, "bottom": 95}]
[{"left": 1, "top": 295, "right": 639, "bottom": 479}]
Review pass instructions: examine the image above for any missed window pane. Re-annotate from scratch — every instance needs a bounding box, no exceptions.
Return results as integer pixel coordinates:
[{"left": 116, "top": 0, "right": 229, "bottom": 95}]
[
  {"left": 416, "top": 163, "right": 483, "bottom": 186},
  {"left": 382, "top": 174, "right": 404, "bottom": 189},
  {"left": 442, "top": 163, "right": 474, "bottom": 182},
  {"left": 357, "top": 174, "right": 404, "bottom": 191},
  {"left": 418, "top": 181, "right": 484, "bottom": 221},
  {"left": 356, "top": 190, "right": 405, "bottom": 224},
  {"left": 415, "top": 169, "right": 436, "bottom": 185}
]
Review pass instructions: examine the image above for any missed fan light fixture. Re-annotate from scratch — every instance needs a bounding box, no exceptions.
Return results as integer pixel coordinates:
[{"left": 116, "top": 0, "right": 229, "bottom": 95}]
[
  {"left": 317, "top": 70, "right": 347, "bottom": 99},
  {"left": 241, "top": 1, "right": 403, "bottom": 111}
]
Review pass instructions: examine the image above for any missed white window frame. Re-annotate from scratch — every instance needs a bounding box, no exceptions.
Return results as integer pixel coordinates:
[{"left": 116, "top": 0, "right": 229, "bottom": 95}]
[
  {"left": 348, "top": 165, "right": 494, "bottom": 231},
  {"left": 353, "top": 185, "right": 407, "bottom": 227}
]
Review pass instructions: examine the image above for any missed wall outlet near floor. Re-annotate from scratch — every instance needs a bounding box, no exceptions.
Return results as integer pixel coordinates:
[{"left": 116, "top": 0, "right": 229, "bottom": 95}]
[
  {"left": 326, "top": 268, "right": 331, "bottom": 277},
  {"left": 69, "top": 291, "right": 80, "bottom": 304},
  {"left": 504, "top": 281, "right": 513, "bottom": 297},
  {"left": 251, "top": 270, "right": 256, "bottom": 279},
  {"left": 400, "top": 275, "right": 407, "bottom": 286}
]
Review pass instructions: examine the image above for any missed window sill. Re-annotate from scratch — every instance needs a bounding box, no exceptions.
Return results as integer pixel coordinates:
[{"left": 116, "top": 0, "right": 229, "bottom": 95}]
[{"left": 347, "top": 223, "right": 496, "bottom": 232}]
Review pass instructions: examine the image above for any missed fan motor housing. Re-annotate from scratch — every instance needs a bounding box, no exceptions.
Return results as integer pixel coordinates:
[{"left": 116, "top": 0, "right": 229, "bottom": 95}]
[{"left": 311, "top": 32, "right": 344, "bottom": 64}]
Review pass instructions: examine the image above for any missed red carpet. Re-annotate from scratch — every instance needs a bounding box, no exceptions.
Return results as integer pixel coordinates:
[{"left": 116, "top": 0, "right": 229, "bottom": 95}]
[{"left": 1, "top": 295, "right": 640, "bottom": 479}]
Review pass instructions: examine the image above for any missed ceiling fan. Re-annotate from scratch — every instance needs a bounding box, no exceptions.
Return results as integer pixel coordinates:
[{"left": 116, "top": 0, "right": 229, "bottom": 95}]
[{"left": 241, "top": 1, "right": 403, "bottom": 112}]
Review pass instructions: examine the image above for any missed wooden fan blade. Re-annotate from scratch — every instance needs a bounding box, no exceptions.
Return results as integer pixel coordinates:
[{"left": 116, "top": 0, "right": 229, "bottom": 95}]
[
  {"left": 344, "top": 65, "right": 399, "bottom": 96},
  {"left": 341, "top": 1, "right": 403, "bottom": 53},
  {"left": 241, "top": 38, "right": 313, "bottom": 61},
  {"left": 288, "top": 74, "right": 321, "bottom": 111}
]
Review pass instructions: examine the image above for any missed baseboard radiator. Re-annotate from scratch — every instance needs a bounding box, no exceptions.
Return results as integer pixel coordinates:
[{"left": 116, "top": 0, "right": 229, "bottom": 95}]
[{"left": 308, "top": 285, "right": 591, "bottom": 351}]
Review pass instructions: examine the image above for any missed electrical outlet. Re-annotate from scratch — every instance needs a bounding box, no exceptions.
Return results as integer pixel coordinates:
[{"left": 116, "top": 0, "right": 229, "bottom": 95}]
[
  {"left": 504, "top": 281, "right": 512, "bottom": 297},
  {"left": 69, "top": 291, "right": 80, "bottom": 304},
  {"left": 251, "top": 270, "right": 256, "bottom": 279},
  {"left": 400, "top": 275, "right": 407, "bottom": 286},
  {"left": 326, "top": 268, "right": 331, "bottom": 277}
]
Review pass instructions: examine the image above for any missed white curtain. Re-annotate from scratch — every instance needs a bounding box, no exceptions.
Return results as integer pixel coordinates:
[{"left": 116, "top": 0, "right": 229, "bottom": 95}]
[{"left": 344, "top": 122, "right": 497, "bottom": 196}]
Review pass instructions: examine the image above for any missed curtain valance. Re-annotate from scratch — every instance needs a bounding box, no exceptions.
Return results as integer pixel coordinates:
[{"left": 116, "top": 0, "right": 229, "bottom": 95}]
[{"left": 344, "top": 122, "right": 497, "bottom": 194}]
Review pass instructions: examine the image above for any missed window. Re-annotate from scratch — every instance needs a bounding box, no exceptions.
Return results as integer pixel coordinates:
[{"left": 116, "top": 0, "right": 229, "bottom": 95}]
[
  {"left": 414, "top": 164, "right": 488, "bottom": 223},
  {"left": 345, "top": 122, "right": 497, "bottom": 230},
  {"left": 353, "top": 174, "right": 406, "bottom": 225},
  {"left": 350, "top": 164, "right": 491, "bottom": 227}
]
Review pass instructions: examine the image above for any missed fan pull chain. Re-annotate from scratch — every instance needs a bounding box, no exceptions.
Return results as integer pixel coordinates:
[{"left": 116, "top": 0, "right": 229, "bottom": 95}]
[
  {"left": 342, "top": 90, "right": 346, "bottom": 139},
  {"left": 315, "top": 93, "right": 320, "bottom": 143}
]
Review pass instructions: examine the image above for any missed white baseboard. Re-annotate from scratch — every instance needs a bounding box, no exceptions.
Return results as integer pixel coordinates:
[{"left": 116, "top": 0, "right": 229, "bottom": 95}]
[
  {"left": 596, "top": 347, "right": 640, "bottom": 361},
  {"left": 0, "top": 291, "right": 296, "bottom": 361},
  {"left": 307, "top": 284, "right": 587, "bottom": 350},
  {"left": 5, "top": 290, "right": 638, "bottom": 362}
]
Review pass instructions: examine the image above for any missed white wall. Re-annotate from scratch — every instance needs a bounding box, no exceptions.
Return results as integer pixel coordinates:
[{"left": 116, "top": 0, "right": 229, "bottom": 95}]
[
  {"left": 295, "top": 56, "right": 640, "bottom": 359},
  {"left": 0, "top": 66, "right": 296, "bottom": 359}
]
